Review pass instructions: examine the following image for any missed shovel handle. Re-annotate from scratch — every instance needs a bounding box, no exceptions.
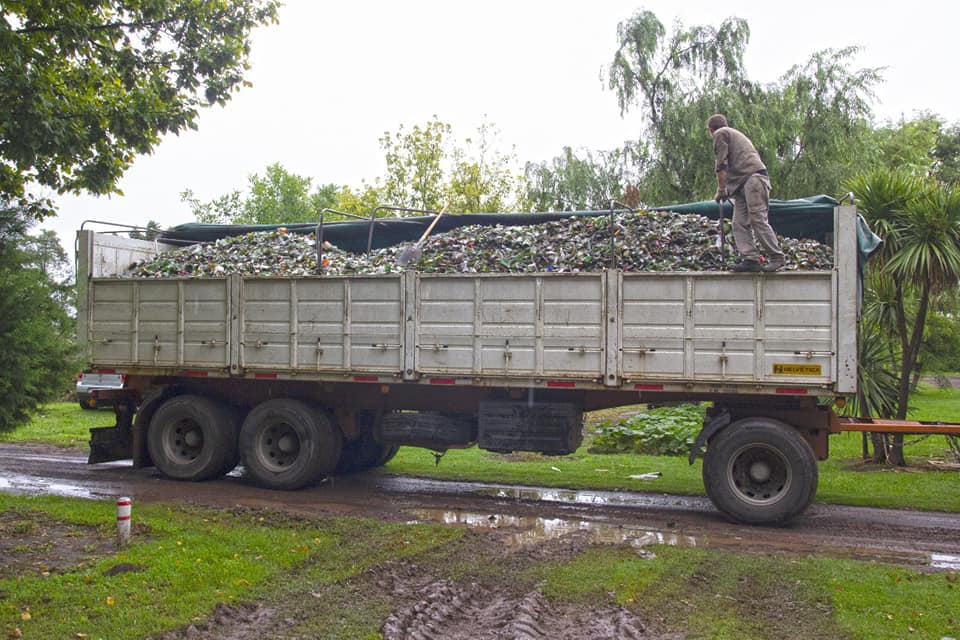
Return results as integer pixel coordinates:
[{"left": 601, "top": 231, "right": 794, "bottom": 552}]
[{"left": 415, "top": 204, "right": 448, "bottom": 246}]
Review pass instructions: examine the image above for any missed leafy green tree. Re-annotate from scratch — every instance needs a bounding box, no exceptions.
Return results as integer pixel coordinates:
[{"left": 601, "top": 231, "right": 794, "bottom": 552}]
[
  {"left": 448, "top": 120, "right": 522, "bottom": 213},
  {"left": 934, "top": 124, "right": 960, "bottom": 185},
  {"left": 182, "top": 163, "right": 340, "bottom": 224},
  {"left": 334, "top": 183, "right": 384, "bottom": 218},
  {"left": 871, "top": 114, "right": 944, "bottom": 176},
  {"left": 920, "top": 313, "right": 960, "bottom": 373},
  {"left": 606, "top": 10, "right": 750, "bottom": 204},
  {"left": 524, "top": 147, "right": 628, "bottom": 211},
  {"left": 379, "top": 117, "right": 451, "bottom": 212},
  {"left": 0, "top": 0, "right": 280, "bottom": 221},
  {"left": 0, "top": 212, "right": 78, "bottom": 430},
  {"left": 607, "top": 10, "right": 881, "bottom": 203}
]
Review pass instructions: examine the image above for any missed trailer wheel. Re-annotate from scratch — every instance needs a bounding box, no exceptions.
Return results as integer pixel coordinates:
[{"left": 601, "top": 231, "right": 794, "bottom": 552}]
[
  {"left": 702, "top": 417, "right": 818, "bottom": 526},
  {"left": 147, "top": 395, "right": 239, "bottom": 481},
  {"left": 239, "top": 399, "right": 342, "bottom": 490},
  {"left": 336, "top": 431, "right": 399, "bottom": 475}
]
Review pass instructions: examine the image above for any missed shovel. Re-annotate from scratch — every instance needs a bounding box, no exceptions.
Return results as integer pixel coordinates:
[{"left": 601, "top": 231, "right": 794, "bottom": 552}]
[{"left": 397, "top": 204, "right": 448, "bottom": 266}]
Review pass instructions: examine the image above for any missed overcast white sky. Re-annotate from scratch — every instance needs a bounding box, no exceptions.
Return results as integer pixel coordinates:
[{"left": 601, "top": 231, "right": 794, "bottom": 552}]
[{"left": 44, "top": 0, "right": 960, "bottom": 252}]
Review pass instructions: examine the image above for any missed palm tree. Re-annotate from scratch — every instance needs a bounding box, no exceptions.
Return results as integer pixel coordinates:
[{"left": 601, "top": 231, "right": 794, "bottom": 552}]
[
  {"left": 848, "top": 170, "right": 960, "bottom": 464},
  {"left": 888, "top": 185, "right": 960, "bottom": 418}
]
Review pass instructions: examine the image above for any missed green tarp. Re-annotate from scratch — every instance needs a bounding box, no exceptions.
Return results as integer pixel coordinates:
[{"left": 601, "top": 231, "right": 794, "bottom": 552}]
[{"left": 160, "top": 195, "right": 843, "bottom": 252}]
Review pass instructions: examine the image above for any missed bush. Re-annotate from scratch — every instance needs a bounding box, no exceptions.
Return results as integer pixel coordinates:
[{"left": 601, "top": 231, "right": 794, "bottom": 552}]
[{"left": 589, "top": 403, "right": 705, "bottom": 456}]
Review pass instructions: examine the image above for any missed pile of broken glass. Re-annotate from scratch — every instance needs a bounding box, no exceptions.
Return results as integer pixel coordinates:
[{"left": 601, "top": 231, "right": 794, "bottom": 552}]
[{"left": 127, "top": 210, "right": 833, "bottom": 278}]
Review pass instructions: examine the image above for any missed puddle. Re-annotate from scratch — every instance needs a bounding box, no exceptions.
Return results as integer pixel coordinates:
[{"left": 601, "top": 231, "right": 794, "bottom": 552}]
[
  {"left": 378, "top": 476, "right": 712, "bottom": 512},
  {"left": 932, "top": 553, "right": 960, "bottom": 570},
  {"left": 0, "top": 474, "right": 101, "bottom": 499},
  {"left": 404, "top": 507, "right": 960, "bottom": 571},
  {"left": 406, "top": 508, "right": 696, "bottom": 552}
]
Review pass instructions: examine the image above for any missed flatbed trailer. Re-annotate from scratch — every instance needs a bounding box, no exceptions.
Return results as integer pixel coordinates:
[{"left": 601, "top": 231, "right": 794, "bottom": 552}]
[{"left": 77, "top": 204, "right": 957, "bottom": 525}]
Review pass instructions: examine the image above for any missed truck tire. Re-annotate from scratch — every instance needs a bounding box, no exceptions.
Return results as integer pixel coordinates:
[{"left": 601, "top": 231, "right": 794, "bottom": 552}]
[
  {"left": 147, "top": 395, "right": 240, "bottom": 481},
  {"left": 335, "top": 430, "right": 399, "bottom": 475},
  {"left": 239, "top": 399, "right": 342, "bottom": 490},
  {"left": 702, "top": 417, "right": 818, "bottom": 526}
]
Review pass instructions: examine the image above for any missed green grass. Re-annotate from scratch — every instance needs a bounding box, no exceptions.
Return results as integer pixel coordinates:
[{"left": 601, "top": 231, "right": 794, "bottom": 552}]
[
  {"left": 536, "top": 545, "right": 960, "bottom": 640},
  {"left": 0, "top": 494, "right": 459, "bottom": 640},
  {"left": 910, "top": 384, "right": 960, "bottom": 422},
  {"left": 0, "top": 402, "right": 114, "bottom": 447}
]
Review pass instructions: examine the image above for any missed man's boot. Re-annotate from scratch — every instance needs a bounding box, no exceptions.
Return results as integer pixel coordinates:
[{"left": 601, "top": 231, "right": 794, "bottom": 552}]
[
  {"left": 730, "top": 259, "right": 761, "bottom": 272},
  {"left": 762, "top": 257, "right": 785, "bottom": 272}
]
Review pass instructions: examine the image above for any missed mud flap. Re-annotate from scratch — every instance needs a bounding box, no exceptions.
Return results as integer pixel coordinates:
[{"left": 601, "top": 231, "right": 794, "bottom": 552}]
[
  {"left": 88, "top": 425, "right": 132, "bottom": 463},
  {"left": 688, "top": 408, "right": 731, "bottom": 465},
  {"left": 88, "top": 403, "right": 135, "bottom": 464}
]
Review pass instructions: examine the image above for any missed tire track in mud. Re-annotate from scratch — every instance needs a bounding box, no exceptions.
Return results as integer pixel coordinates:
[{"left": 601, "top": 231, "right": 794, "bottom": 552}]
[{"left": 377, "top": 562, "right": 659, "bottom": 640}]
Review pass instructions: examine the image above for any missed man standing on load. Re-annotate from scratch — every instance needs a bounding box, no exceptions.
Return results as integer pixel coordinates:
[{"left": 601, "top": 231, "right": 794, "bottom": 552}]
[{"left": 708, "top": 114, "right": 785, "bottom": 272}]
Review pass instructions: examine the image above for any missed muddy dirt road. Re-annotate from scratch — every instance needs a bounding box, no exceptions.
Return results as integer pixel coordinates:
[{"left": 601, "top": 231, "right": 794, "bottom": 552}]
[{"left": 2, "top": 443, "right": 959, "bottom": 571}]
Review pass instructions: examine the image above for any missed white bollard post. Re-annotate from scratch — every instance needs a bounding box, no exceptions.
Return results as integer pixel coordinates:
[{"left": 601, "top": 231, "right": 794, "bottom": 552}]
[{"left": 116, "top": 497, "right": 132, "bottom": 548}]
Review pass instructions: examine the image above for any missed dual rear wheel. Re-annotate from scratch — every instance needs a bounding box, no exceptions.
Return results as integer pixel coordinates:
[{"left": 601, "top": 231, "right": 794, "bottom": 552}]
[{"left": 148, "top": 396, "right": 393, "bottom": 489}]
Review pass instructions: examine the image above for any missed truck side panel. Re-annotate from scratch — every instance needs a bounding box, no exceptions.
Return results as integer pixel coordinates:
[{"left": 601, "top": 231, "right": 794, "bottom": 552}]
[
  {"left": 240, "top": 277, "right": 404, "bottom": 373},
  {"left": 89, "top": 279, "right": 230, "bottom": 368},
  {"left": 620, "top": 273, "right": 834, "bottom": 384},
  {"left": 416, "top": 274, "right": 605, "bottom": 378}
]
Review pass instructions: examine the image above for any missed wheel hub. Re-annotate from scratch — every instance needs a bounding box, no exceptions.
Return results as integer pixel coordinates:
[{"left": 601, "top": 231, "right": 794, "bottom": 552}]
[
  {"left": 727, "top": 443, "right": 791, "bottom": 506},
  {"left": 256, "top": 422, "right": 301, "bottom": 472},
  {"left": 749, "top": 460, "right": 771, "bottom": 483},
  {"left": 183, "top": 430, "right": 202, "bottom": 448},
  {"left": 278, "top": 434, "right": 297, "bottom": 454}
]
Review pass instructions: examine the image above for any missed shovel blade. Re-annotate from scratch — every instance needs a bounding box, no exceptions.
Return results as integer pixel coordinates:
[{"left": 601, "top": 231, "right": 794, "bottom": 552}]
[{"left": 396, "top": 246, "right": 421, "bottom": 266}]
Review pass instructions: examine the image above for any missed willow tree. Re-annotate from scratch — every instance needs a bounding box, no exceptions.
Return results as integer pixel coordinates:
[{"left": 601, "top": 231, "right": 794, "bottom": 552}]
[{"left": 607, "top": 10, "right": 881, "bottom": 204}]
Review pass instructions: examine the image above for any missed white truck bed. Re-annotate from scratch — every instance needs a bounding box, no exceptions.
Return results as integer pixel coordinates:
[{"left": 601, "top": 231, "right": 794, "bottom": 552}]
[{"left": 77, "top": 206, "right": 858, "bottom": 396}]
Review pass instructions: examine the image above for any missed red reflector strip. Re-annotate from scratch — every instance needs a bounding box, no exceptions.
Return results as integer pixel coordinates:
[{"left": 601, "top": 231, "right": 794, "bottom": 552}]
[
  {"left": 185, "top": 370, "right": 208, "bottom": 377},
  {"left": 429, "top": 378, "right": 456, "bottom": 385},
  {"left": 776, "top": 387, "right": 809, "bottom": 395},
  {"left": 353, "top": 375, "right": 379, "bottom": 382},
  {"left": 547, "top": 381, "right": 576, "bottom": 388},
  {"left": 95, "top": 368, "right": 117, "bottom": 374},
  {"left": 634, "top": 384, "right": 664, "bottom": 391},
  {"left": 254, "top": 372, "right": 278, "bottom": 379}
]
